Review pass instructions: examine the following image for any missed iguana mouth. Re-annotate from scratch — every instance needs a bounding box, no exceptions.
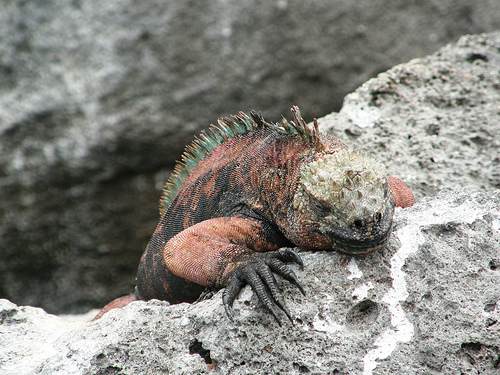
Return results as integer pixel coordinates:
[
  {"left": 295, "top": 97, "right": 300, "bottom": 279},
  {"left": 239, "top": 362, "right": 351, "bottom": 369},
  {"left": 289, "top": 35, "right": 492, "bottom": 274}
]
[
  {"left": 320, "top": 216, "right": 394, "bottom": 256},
  {"left": 328, "top": 228, "right": 392, "bottom": 255}
]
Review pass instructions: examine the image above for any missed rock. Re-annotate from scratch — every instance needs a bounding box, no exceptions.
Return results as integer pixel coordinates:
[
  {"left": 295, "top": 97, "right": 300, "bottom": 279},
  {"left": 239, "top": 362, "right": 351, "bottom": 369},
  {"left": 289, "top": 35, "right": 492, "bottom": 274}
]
[
  {"left": 319, "top": 32, "right": 500, "bottom": 201},
  {"left": 1, "top": 189, "right": 499, "bottom": 374},
  {"left": 1, "top": 1, "right": 500, "bottom": 314}
]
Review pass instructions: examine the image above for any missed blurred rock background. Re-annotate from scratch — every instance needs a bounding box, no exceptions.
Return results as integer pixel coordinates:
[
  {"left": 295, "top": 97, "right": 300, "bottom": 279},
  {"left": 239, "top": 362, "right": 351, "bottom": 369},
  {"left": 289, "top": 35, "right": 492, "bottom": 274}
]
[{"left": 1, "top": 0, "right": 499, "bottom": 314}]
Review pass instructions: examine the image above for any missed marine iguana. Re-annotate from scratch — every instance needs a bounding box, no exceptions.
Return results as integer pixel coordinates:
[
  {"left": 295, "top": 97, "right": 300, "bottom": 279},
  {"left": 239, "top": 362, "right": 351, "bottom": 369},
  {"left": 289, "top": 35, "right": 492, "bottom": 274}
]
[{"left": 94, "top": 106, "right": 414, "bottom": 324}]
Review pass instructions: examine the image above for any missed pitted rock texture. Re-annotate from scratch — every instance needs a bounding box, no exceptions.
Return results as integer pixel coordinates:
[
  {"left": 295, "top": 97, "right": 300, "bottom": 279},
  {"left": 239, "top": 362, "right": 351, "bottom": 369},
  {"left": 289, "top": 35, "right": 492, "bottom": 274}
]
[
  {"left": 1, "top": 1, "right": 500, "bottom": 314},
  {"left": 320, "top": 32, "right": 500, "bottom": 201},
  {"left": 1, "top": 189, "right": 498, "bottom": 374}
]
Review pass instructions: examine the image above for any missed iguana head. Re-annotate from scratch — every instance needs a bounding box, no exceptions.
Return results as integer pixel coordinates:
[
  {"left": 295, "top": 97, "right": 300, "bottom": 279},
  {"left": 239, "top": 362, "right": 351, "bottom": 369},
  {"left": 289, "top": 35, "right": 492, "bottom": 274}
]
[{"left": 291, "top": 150, "right": 395, "bottom": 255}]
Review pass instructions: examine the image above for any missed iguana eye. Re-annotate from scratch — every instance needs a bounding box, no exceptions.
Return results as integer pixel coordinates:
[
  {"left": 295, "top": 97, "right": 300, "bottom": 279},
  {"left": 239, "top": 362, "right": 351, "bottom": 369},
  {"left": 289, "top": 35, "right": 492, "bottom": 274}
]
[{"left": 309, "top": 196, "right": 331, "bottom": 217}]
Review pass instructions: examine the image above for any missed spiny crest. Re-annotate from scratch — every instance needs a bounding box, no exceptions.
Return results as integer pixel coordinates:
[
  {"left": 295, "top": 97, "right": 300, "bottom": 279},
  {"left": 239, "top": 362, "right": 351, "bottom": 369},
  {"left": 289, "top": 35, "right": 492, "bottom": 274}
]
[
  {"left": 159, "top": 106, "right": 323, "bottom": 215},
  {"left": 159, "top": 111, "right": 262, "bottom": 215},
  {"left": 280, "top": 106, "right": 322, "bottom": 148}
]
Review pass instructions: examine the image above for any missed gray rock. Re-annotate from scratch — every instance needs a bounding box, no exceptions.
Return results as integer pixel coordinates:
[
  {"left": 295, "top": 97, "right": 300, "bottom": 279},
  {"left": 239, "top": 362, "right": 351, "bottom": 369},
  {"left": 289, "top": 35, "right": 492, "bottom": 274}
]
[
  {"left": 319, "top": 32, "right": 500, "bottom": 201},
  {"left": 1, "top": 189, "right": 499, "bottom": 374},
  {"left": 1, "top": 0, "right": 500, "bottom": 314}
]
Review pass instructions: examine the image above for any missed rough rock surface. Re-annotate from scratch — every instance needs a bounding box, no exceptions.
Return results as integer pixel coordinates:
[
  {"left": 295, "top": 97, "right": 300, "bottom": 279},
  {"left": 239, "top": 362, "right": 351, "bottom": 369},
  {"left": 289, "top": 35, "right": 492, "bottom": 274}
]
[
  {"left": 1, "top": 189, "right": 499, "bottom": 374},
  {"left": 320, "top": 32, "right": 500, "bottom": 202},
  {"left": 1, "top": 1, "right": 500, "bottom": 314}
]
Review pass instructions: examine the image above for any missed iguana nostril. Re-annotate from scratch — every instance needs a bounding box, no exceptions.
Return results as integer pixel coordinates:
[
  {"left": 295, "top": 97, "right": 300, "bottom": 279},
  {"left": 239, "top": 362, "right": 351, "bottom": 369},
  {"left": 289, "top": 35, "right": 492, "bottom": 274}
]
[{"left": 354, "top": 219, "right": 363, "bottom": 229}]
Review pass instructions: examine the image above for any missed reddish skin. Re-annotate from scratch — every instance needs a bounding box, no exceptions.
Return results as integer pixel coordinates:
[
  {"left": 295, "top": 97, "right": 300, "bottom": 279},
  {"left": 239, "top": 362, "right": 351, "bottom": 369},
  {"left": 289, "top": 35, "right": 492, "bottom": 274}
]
[
  {"left": 135, "top": 127, "right": 342, "bottom": 305},
  {"left": 92, "top": 294, "right": 137, "bottom": 321},
  {"left": 387, "top": 176, "right": 415, "bottom": 208},
  {"left": 94, "top": 113, "right": 414, "bottom": 321}
]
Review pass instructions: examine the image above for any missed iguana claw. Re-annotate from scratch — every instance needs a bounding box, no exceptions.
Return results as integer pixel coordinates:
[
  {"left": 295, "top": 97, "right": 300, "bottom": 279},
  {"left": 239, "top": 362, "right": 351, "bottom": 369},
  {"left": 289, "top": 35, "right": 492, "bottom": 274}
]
[{"left": 222, "top": 248, "right": 305, "bottom": 326}]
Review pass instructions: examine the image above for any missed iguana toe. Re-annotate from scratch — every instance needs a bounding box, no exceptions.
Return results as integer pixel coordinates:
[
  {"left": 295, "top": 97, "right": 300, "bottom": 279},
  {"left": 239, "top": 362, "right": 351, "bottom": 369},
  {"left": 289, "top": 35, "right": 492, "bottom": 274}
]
[{"left": 222, "top": 248, "right": 304, "bottom": 325}]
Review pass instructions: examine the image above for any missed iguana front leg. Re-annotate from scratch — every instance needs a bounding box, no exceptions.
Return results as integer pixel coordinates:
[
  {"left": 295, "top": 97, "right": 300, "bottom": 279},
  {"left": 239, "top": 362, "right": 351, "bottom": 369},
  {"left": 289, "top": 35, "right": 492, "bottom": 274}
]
[{"left": 162, "top": 217, "right": 305, "bottom": 325}]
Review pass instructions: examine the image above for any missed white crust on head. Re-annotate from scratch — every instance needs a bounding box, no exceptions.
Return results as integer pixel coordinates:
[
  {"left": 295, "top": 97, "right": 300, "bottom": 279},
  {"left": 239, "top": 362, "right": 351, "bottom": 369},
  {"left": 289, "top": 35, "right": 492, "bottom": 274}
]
[{"left": 294, "top": 150, "right": 389, "bottom": 227}]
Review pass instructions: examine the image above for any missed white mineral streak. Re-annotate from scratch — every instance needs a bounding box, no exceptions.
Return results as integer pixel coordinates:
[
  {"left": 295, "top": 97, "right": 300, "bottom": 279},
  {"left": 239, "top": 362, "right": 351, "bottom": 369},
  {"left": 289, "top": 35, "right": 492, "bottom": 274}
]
[
  {"left": 362, "top": 194, "right": 499, "bottom": 375},
  {"left": 312, "top": 295, "right": 344, "bottom": 334},
  {"left": 352, "top": 282, "right": 374, "bottom": 301},
  {"left": 493, "top": 216, "right": 500, "bottom": 232},
  {"left": 312, "top": 315, "right": 344, "bottom": 334},
  {"left": 347, "top": 257, "right": 363, "bottom": 280}
]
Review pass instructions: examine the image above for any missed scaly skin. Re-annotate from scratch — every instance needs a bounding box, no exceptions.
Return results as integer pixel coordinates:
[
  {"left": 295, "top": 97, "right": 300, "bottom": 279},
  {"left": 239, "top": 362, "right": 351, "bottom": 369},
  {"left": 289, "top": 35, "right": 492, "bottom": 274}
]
[{"left": 94, "top": 107, "right": 414, "bottom": 324}]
